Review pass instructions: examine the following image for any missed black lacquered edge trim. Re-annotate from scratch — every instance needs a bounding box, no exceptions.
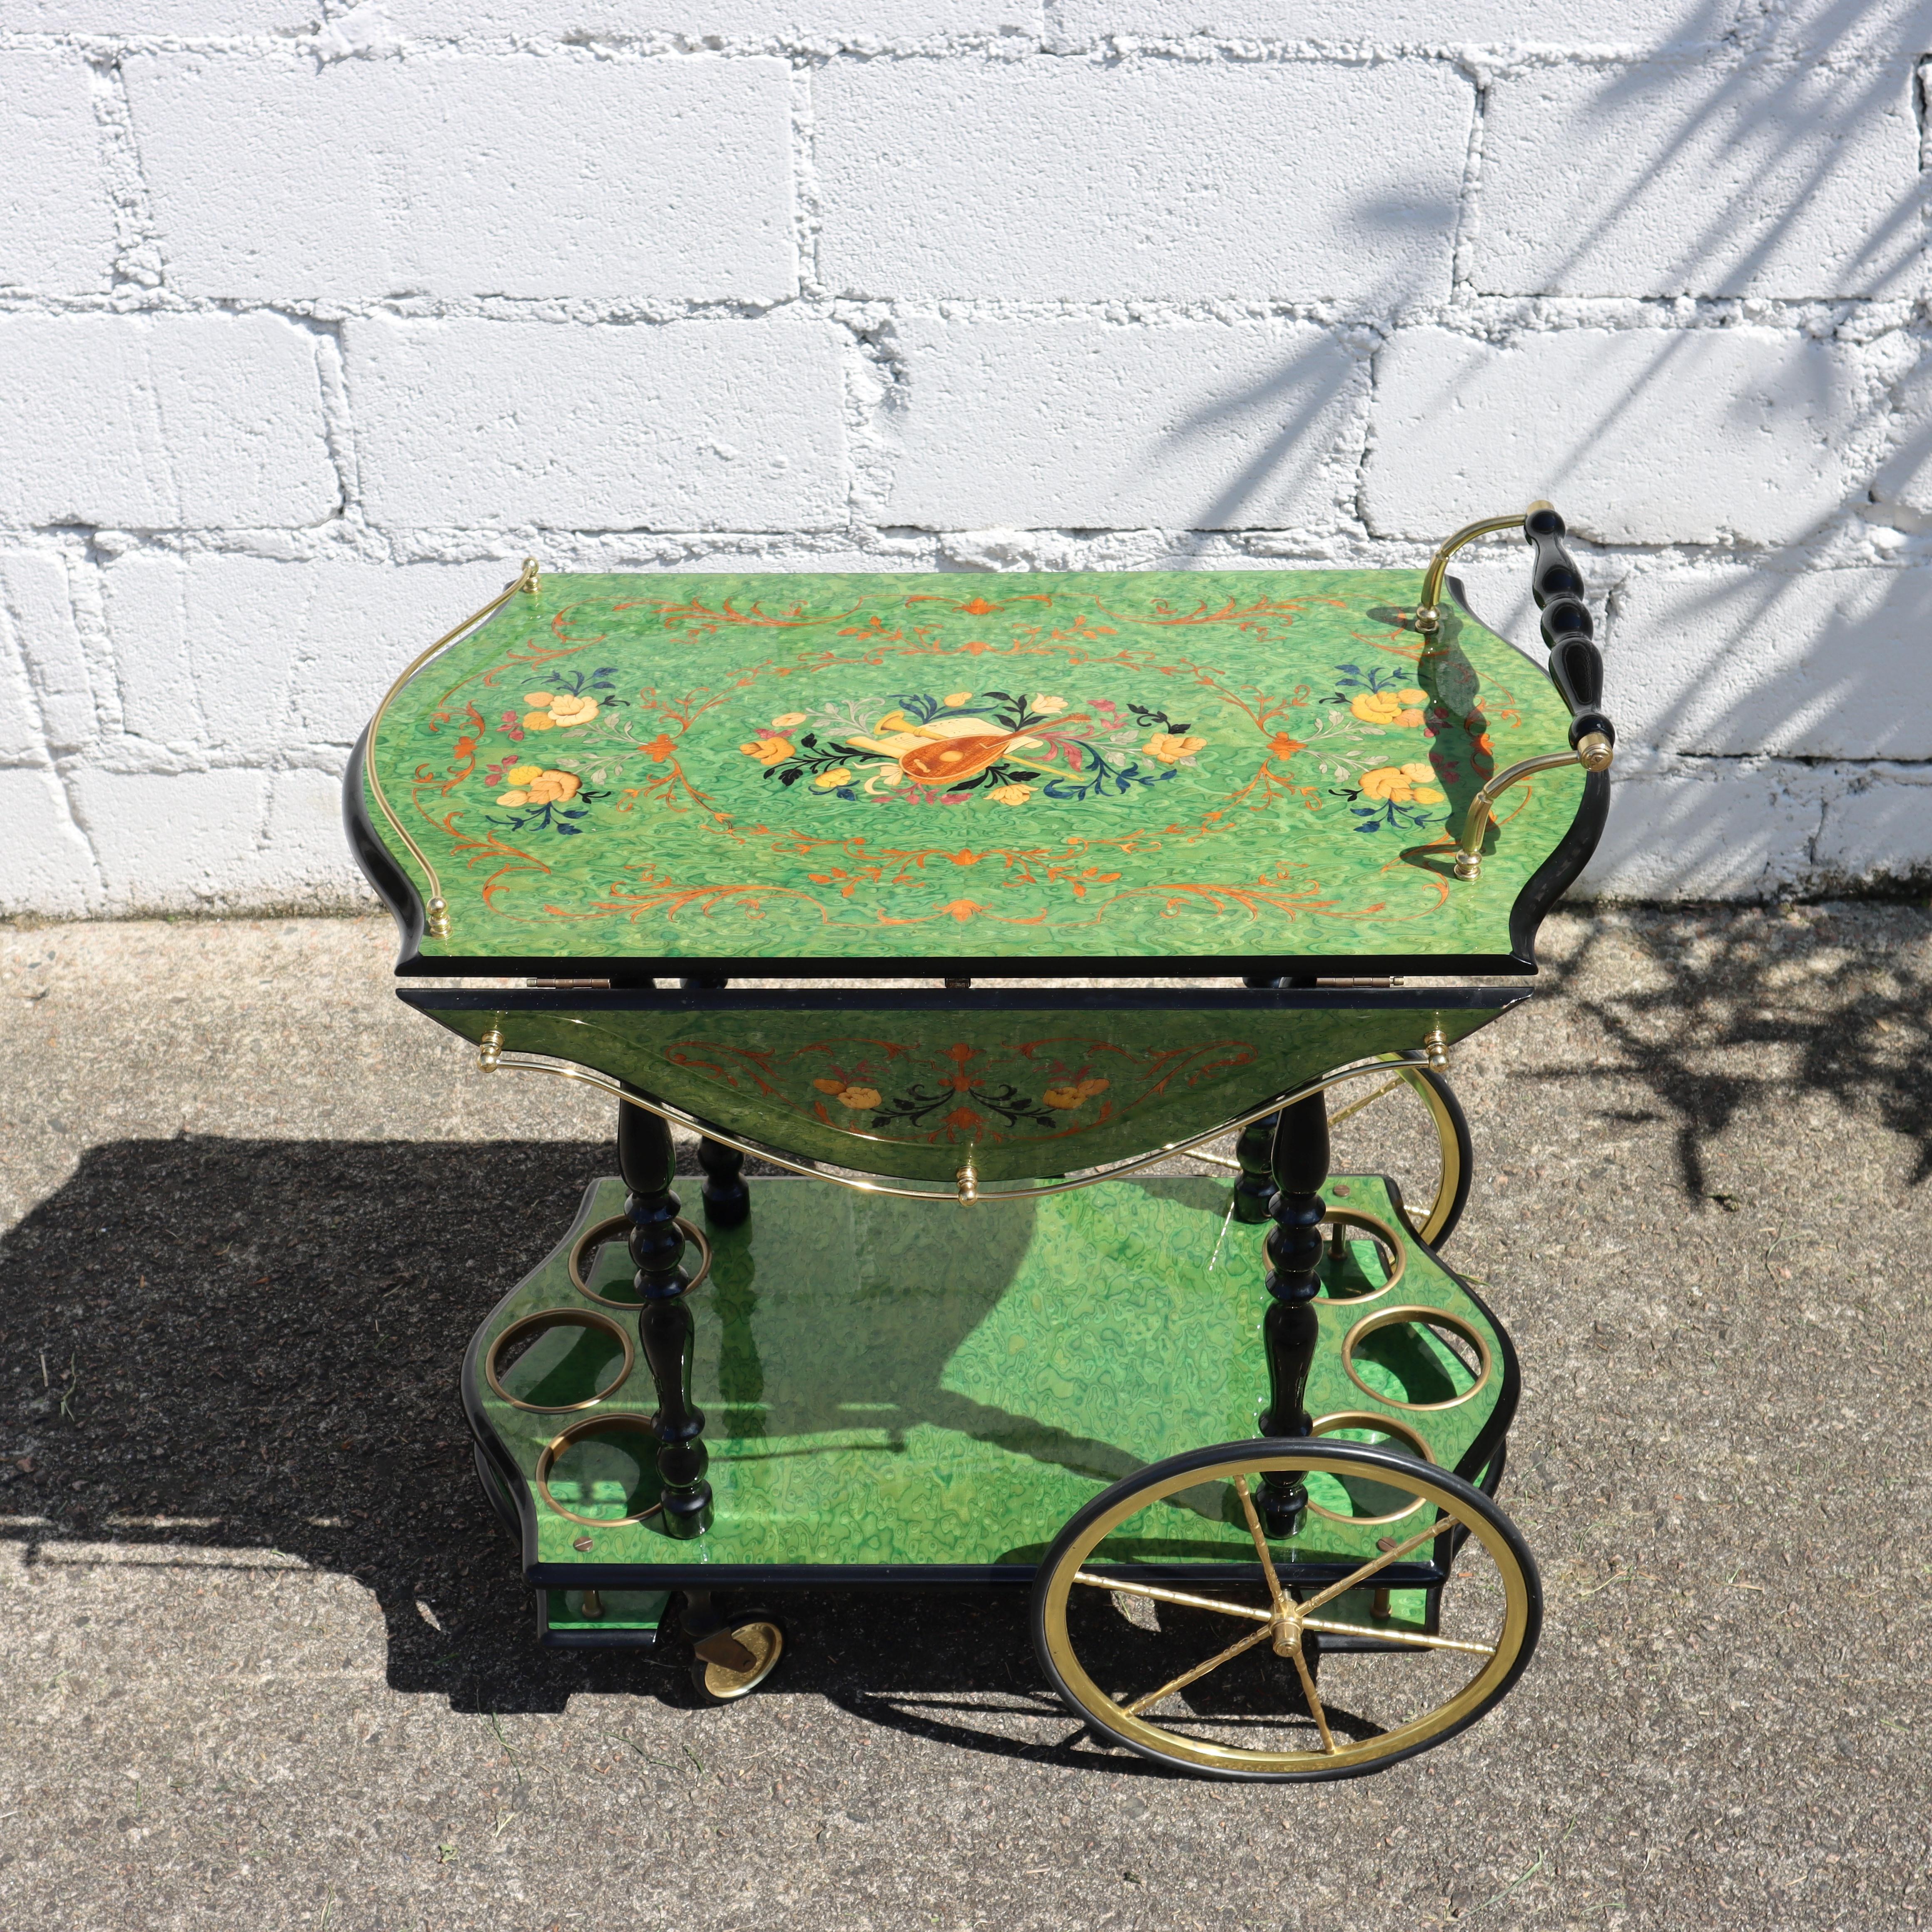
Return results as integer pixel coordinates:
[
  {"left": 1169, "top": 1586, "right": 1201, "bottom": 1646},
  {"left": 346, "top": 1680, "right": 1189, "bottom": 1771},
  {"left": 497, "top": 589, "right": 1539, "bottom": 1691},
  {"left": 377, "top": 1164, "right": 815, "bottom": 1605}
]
[
  {"left": 523, "top": 1559, "right": 1445, "bottom": 1590},
  {"left": 398, "top": 949, "right": 1539, "bottom": 981},
  {"left": 402, "top": 985, "right": 1532, "bottom": 1016},
  {"left": 1446, "top": 577, "right": 1609, "bottom": 972},
  {"left": 459, "top": 1178, "right": 612, "bottom": 1577},
  {"left": 1506, "top": 765, "right": 1610, "bottom": 968},
  {"left": 343, "top": 725, "right": 425, "bottom": 965},
  {"left": 538, "top": 1623, "right": 663, "bottom": 1651},
  {"left": 1442, "top": 1267, "right": 1521, "bottom": 1495}
]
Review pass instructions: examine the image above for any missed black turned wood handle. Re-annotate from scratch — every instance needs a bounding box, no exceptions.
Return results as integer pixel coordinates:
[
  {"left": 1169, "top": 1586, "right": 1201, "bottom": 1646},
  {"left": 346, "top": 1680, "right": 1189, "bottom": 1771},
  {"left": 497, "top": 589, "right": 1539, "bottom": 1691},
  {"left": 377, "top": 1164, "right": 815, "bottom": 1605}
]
[{"left": 1524, "top": 504, "right": 1613, "bottom": 749}]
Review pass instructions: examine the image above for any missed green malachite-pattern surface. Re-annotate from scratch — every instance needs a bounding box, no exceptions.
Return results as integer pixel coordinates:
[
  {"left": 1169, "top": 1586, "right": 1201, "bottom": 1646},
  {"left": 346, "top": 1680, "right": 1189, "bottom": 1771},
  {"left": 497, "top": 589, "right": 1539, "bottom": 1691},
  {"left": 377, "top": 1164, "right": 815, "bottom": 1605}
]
[
  {"left": 413, "top": 994, "right": 1519, "bottom": 1183},
  {"left": 362, "top": 570, "right": 1582, "bottom": 965},
  {"left": 469, "top": 1175, "right": 1509, "bottom": 1601}
]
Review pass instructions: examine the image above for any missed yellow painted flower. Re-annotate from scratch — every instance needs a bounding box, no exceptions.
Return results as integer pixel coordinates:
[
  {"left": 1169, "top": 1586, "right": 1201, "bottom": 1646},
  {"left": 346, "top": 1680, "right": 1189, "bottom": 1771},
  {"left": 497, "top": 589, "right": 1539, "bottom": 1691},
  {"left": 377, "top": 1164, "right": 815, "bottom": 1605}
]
[
  {"left": 1142, "top": 732, "right": 1207, "bottom": 764},
  {"left": 1043, "top": 1076, "right": 1110, "bottom": 1110},
  {"left": 944, "top": 691, "right": 972, "bottom": 706},
  {"left": 1032, "top": 695, "right": 1068, "bottom": 714},
  {"left": 772, "top": 711, "right": 808, "bottom": 728},
  {"left": 989, "top": 784, "right": 1033, "bottom": 806},
  {"left": 740, "top": 736, "right": 793, "bottom": 765},
  {"left": 1350, "top": 687, "right": 1429, "bottom": 729},
  {"left": 1360, "top": 761, "right": 1444, "bottom": 805},
  {"left": 837, "top": 1085, "right": 881, "bottom": 1110},
  {"left": 521, "top": 689, "right": 599, "bottom": 731},
  {"left": 813, "top": 767, "right": 854, "bottom": 789},
  {"left": 498, "top": 767, "right": 580, "bottom": 807}
]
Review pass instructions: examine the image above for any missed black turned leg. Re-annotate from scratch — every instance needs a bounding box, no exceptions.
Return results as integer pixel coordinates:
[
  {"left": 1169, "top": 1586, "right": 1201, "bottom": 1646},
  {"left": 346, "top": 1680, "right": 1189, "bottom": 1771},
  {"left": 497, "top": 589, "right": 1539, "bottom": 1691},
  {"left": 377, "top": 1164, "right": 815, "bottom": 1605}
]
[
  {"left": 681, "top": 975, "right": 751, "bottom": 1227},
  {"left": 1258, "top": 1088, "right": 1329, "bottom": 1537},
  {"left": 1232, "top": 974, "right": 1302, "bottom": 1224},
  {"left": 1232, "top": 1114, "right": 1277, "bottom": 1225},
  {"left": 617, "top": 1095, "right": 712, "bottom": 1539},
  {"left": 695, "top": 1136, "right": 750, "bottom": 1229}
]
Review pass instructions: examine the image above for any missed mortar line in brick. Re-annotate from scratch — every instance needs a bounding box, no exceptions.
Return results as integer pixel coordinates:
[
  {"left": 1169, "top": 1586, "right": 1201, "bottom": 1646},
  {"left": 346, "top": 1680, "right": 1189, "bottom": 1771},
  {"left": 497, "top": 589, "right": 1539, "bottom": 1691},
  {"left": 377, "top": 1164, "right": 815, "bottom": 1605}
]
[
  {"left": 0, "top": 566, "right": 63, "bottom": 785},
  {"left": 790, "top": 58, "right": 825, "bottom": 304},
  {"left": 0, "top": 291, "right": 1911, "bottom": 335},
  {"left": 42, "top": 545, "right": 114, "bottom": 898},
  {"left": 88, "top": 47, "right": 163, "bottom": 296},
  {"left": 1447, "top": 60, "right": 1488, "bottom": 307},
  {"left": 4, "top": 525, "right": 1924, "bottom": 574},
  {"left": 298, "top": 319, "right": 356, "bottom": 533}
]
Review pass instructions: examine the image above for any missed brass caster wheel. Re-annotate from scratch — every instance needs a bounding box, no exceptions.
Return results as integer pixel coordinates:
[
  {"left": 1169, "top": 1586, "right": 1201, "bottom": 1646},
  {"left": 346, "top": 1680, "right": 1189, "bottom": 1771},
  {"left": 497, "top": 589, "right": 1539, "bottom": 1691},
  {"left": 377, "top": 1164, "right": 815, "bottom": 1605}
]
[
  {"left": 1030, "top": 1440, "right": 1539, "bottom": 1782},
  {"left": 687, "top": 1610, "right": 787, "bottom": 1705}
]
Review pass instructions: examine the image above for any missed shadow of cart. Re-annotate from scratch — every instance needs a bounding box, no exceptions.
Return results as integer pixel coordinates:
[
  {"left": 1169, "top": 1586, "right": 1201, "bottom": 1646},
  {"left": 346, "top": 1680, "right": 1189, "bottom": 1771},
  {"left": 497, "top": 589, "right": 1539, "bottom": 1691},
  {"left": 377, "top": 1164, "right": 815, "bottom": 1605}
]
[{"left": 0, "top": 1135, "right": 1188, "bottom": 1738}]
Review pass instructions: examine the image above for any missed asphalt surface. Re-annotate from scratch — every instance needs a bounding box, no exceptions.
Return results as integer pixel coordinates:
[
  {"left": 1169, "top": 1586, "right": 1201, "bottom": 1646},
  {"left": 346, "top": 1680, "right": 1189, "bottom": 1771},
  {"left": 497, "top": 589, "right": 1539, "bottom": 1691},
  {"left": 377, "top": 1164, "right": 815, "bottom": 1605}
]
[{"left": 1, "top": 904, "right": 1928, "bottom": 1930}]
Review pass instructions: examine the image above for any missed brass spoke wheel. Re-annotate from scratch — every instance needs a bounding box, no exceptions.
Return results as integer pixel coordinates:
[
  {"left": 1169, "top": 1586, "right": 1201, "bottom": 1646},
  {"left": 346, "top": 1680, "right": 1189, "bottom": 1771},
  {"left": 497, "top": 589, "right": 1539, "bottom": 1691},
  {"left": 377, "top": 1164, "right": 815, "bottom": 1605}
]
[
  {"left": 1325, "top": 1059, "right": 1472, "bottom": 1247},
  {"left": 1030, "top": 1440, "right": 1539, "bottom": 1782}
]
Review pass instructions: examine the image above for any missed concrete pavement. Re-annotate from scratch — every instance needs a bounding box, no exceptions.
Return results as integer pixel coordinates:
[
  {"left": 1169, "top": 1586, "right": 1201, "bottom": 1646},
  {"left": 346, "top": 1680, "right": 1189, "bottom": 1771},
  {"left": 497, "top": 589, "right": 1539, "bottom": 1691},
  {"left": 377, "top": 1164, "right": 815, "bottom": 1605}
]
[{"left": 1, "top": 904, "right": 1928, "bottom": 1930}]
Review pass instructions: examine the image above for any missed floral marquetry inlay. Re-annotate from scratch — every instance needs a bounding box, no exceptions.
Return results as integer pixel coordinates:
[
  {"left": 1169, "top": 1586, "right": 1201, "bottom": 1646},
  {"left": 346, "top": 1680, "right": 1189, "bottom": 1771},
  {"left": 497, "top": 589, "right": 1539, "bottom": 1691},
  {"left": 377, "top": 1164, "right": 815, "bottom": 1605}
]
[{"left": 357, "top": 569, "right": 1588, "bottom": 964}]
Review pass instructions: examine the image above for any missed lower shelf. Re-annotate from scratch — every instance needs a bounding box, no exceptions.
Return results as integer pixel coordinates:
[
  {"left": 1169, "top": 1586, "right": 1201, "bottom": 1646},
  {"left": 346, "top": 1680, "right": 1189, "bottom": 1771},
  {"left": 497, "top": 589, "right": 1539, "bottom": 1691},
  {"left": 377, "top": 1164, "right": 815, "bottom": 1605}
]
[{"left": 463, "top": 1174, "right": 1515, "bottom": 1588}]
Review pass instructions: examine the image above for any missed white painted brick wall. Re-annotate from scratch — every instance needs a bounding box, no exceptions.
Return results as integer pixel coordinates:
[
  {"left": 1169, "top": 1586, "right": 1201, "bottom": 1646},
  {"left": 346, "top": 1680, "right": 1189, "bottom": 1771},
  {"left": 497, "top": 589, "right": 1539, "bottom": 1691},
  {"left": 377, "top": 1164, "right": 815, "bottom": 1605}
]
[
  {"left": 1478, "top": 57, "right": 1925, "bottom": 299},
  {"left": 1048, "top": 2, "right": 1740, "bottom": 39},
  {"left": 883, "top": 319, "right": 1368, "bottom": 532},
  {"left": 1363, "top": 327, "right": 1867, "bottom": 548},
  {"left": 0, "top": 50, "right": 116, "bottom": 292},
  {"left": 817, "top": 59, "right": 1472, "bottom": 301},
  {"left": 124, "top": 53, "right": 798, "bottom": 301},
  {"left": 1609, "top": 564, "right": 1932, "bottom": 759},
  {"left": 346, "top": 317, "right": 847, "bottom": 530},
  {"left": 0, "top": 314, "right": 338, "bottom": 528},
  {"left": 1, "top": 12, "right": 1928, "bottom": 915}
]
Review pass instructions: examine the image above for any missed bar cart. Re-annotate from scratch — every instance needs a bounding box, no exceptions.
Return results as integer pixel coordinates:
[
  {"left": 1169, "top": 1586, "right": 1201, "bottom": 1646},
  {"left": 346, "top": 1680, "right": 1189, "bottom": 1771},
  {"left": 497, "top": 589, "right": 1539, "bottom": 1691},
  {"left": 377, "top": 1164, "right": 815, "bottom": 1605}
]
[{"left": 344, "top": 504, "right": 1613, "bottom": 1780}]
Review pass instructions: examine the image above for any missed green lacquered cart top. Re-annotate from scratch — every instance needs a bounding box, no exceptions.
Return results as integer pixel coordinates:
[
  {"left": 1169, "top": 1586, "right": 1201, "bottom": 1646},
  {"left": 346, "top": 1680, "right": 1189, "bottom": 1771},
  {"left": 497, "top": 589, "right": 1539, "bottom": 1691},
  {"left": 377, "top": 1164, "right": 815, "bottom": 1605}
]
[{"left": 353, "top": 569, "right": 1593, "bottom": 975}]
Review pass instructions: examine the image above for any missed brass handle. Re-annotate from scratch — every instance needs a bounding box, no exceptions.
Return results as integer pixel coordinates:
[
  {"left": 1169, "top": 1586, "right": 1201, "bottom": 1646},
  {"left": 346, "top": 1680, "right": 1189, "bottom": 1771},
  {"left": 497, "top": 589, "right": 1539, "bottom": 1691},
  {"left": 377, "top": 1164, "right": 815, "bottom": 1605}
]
[
  {"left": 1454, "top": 732, "right": 1613, "bottom": 881},
  {"left": 1412, "top": 510, "right": 1534, "bottom": 639}
]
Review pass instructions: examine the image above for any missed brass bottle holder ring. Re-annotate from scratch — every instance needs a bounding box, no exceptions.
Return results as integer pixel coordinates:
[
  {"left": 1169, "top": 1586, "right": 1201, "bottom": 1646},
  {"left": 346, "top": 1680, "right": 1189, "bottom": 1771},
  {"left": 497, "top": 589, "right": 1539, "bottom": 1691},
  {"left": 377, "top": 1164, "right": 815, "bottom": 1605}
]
[
  {"left": 1313, "top": 1208, "right": 1407, "bottom": 1306},
  {"left": 485, "top": 1307, "right": 635, "bottom": 1414},
  {"left": 568, "top": 1214, "right": 713, "bottom": 1306},
  {"left": 1304, "top": 1411, "right": 1436, "bottom": 1525},
  {"left": 535, "top": 1413, "right": 664, "bottom": 1529},
  {"left": 1340, "top": 1304, "right": 1494, "bottom": 1414}
]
